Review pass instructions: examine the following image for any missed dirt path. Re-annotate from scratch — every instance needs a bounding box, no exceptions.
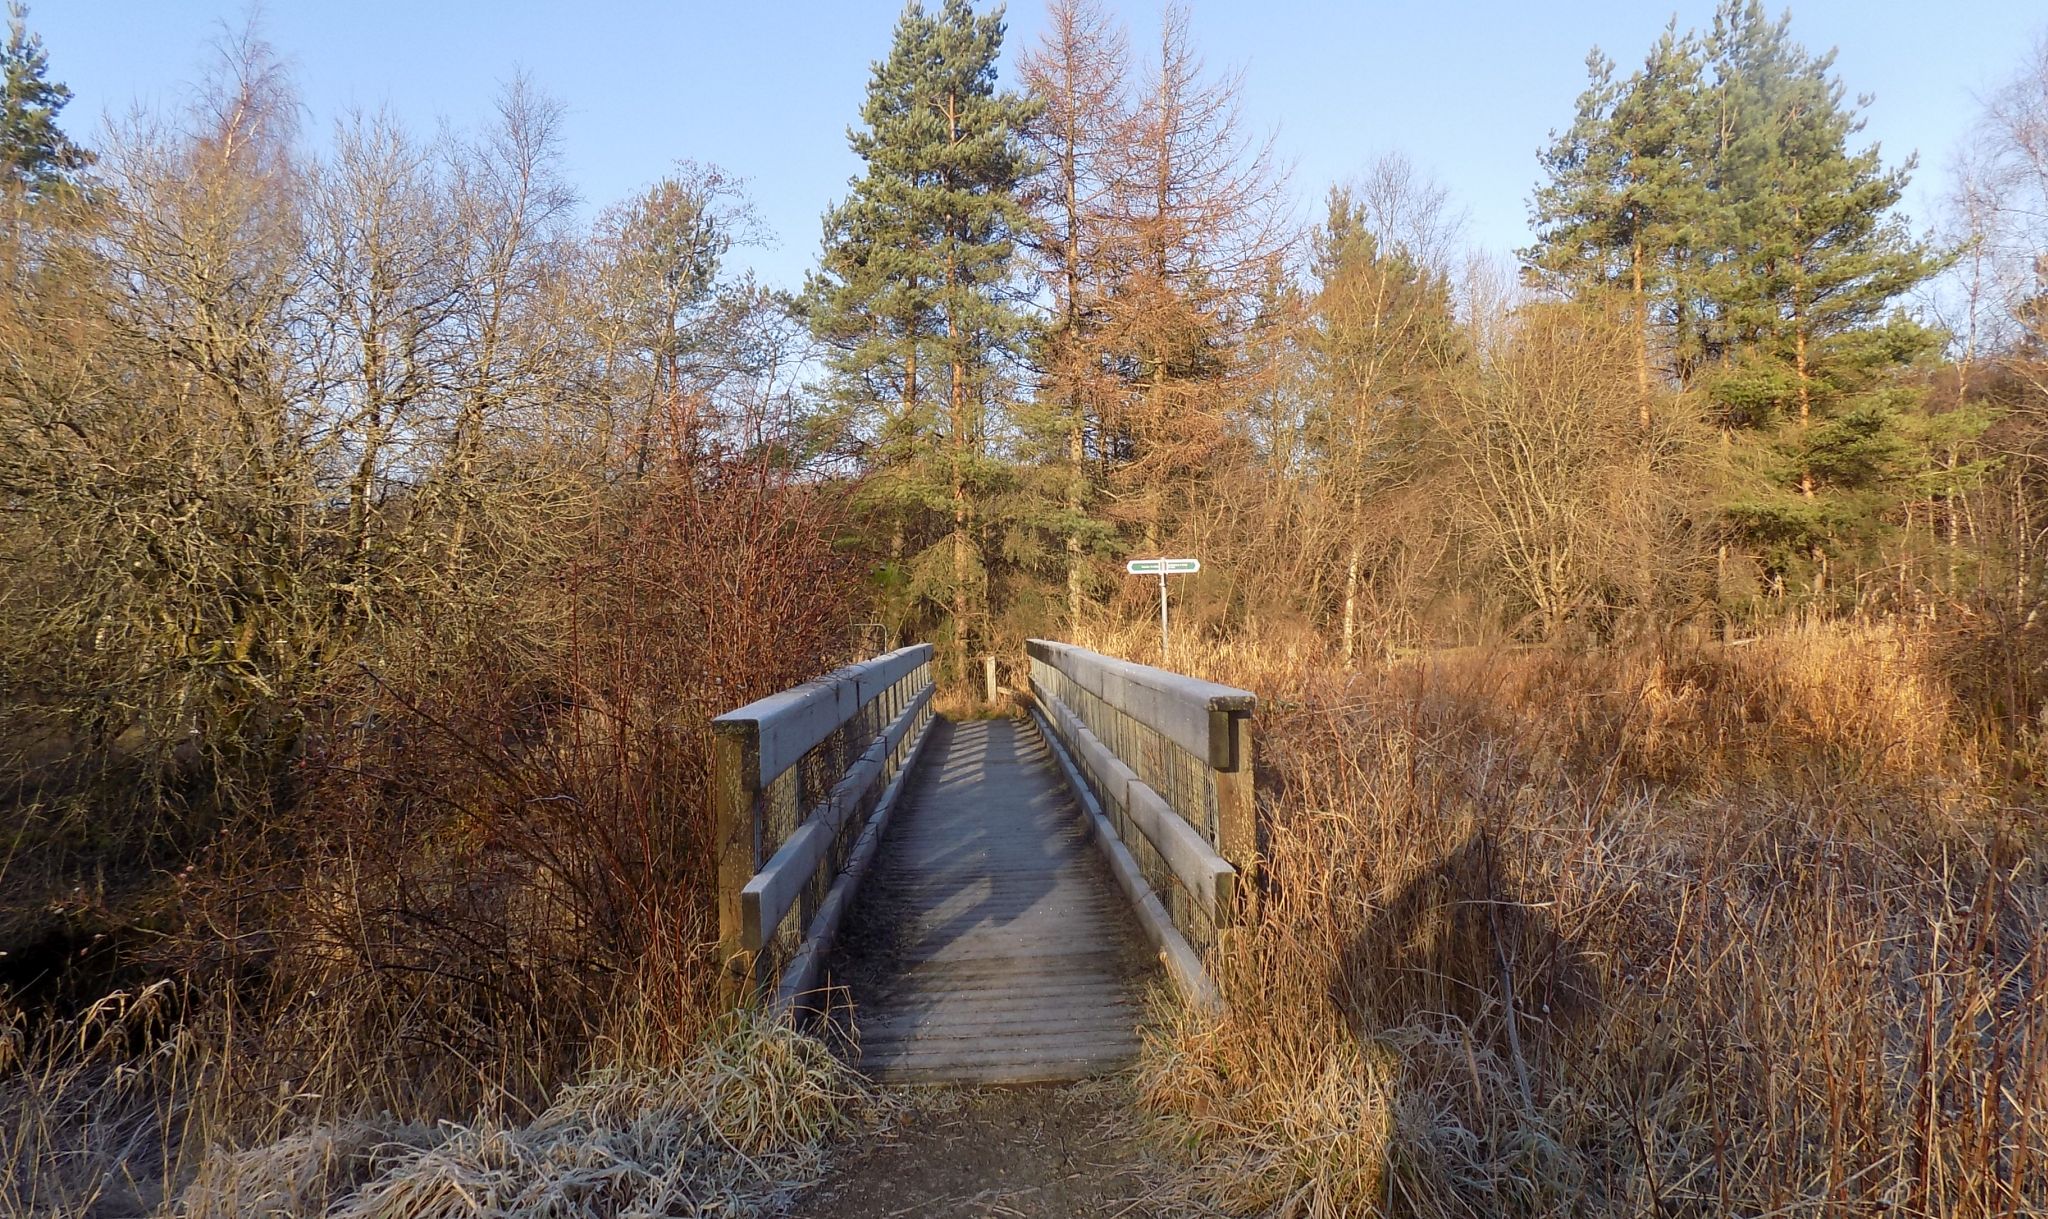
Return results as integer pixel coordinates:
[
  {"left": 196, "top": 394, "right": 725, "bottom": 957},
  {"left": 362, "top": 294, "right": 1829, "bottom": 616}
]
[{"left": 788, "top": 1077, "right": 1187, "bottom": 1218}]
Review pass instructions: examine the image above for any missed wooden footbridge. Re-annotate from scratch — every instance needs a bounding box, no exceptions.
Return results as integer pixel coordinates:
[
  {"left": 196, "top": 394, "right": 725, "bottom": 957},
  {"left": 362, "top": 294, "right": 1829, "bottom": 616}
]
[{"left": 711, "top": 641, "right": 1256, "bottom": 1084}]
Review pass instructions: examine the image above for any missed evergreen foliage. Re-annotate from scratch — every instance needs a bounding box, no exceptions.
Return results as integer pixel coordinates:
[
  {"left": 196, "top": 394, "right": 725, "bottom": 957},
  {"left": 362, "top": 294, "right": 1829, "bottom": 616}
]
[
  {"left": 0, "top": 2, "right": 89, "bottom": 196},
  {"left": 1527, "top": 0, "right": 1961, "bottom": 608},
  {"left": 806, "top": 0, "right": 1040, "bottom": 664}
]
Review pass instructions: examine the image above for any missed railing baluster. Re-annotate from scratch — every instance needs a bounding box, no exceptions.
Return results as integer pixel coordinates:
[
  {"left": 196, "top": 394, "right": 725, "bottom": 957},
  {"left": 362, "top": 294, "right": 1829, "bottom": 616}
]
[{"left": 711, "top": 724, "right": 763, "bottom": 1004}]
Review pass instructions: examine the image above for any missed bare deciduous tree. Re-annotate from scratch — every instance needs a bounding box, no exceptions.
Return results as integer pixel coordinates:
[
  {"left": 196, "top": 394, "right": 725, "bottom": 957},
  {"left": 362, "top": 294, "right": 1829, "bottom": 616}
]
[
  {"left": 1304, "top": 156, "right": 1464, "bottom": 659},
  {"left": 1434, "top": 297, "right": 1703, "bottom": 640}
]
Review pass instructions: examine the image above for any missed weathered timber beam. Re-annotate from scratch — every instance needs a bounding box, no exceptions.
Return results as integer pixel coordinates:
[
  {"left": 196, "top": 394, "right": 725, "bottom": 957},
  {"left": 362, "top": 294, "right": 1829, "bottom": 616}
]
[
  {"left": 1036, "top": 678, "right": 1237, "bottom": 926},
  {"left": 713, "top": 643, "right": 933, "bottom": 789},
  {"left": 1022, "top": 694, "right": 1223, "bottom": 1014},
  {"left": 1024, "top": 639, "right": 1253, "bottom": 767},
  {"left": 741, "top": 679, "right": 933, "bottom": 953},
  {"left": 773, "top": 699, "right": 936, "bottom": 1012}
]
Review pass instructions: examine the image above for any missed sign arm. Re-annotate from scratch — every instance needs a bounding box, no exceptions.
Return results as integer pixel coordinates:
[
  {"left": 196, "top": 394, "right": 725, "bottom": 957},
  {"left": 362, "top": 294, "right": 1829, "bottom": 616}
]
[{"left": 1124, "top": 558, "right": 1200, "bottom": 667}]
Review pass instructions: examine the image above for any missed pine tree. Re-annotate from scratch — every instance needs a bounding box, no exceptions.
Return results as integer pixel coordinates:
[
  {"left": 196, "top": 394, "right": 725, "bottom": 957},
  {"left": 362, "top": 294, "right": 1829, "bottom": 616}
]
[
  {"left": 1, "top": 2, "right": 90, "bottom": 196},
  {"left": 1701, "top": 0, "right": 1947, "bottom": 601},
  {"left": 1701, "top": 1, "right": 1942, "bottom": 427},
  {"left": 1528, "top": 26, "right": 1708, "bottom": 405},
  {"left": 806, "top": 0, "right": 1039, "bottom": 667},
  {"left": 1529, "top": 2, "right": 1949, "bottom": 610}
]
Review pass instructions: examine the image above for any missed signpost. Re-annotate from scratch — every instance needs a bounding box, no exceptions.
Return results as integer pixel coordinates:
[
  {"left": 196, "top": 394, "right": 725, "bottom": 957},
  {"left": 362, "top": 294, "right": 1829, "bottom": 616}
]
[{"left": 1126, "top": 557, "right": 1200, "bottom": 664}]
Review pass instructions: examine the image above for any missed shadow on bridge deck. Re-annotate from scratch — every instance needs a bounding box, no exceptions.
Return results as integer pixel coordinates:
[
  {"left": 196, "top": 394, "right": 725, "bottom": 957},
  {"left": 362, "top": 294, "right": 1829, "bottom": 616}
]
[{"left": 825, "top": 716, "right": 1156, "bottom": 1084}]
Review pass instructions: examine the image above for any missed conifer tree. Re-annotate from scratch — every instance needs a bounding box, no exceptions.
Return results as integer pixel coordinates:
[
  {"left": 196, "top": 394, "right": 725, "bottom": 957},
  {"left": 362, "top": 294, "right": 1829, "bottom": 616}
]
[
  {"left": 1528, "top": 26, "right": 1708, "bottom": 404},
  {"left": 1702, "top": 0, "right": 1947, "bottom": 599},
  {"left": 1103, "top": 3, "right": 1288, "bottom": 552},
  {"left": 1, "top": 2, "right": 89, "bottom": 196},
  {"left": 1529, "top": 1, "right": 1949, "bottom": 608},
  {"left": 1701, "top": 1, "right": 1941, "bottom": 423},
  {"left": 806, "top": 0, "right": 1038, "bottom": 667},
  {"left": 1019, "top": 0, "right": 1130, "bottom": 627}
]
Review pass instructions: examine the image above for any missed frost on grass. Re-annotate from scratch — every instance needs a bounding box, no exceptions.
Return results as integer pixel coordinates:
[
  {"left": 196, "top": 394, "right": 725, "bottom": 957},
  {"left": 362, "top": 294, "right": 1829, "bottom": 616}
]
[{"left": 172, "top": 1014, "right": 877, "bottom": 1219}]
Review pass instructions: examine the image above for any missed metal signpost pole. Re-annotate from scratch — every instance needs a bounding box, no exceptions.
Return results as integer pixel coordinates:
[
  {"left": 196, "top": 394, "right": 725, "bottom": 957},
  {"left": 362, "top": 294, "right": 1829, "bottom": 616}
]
[
  {"left": 1157, "top": 561, "right": 1169, "bottom": 664},
  {"left": 1126, "top": 558, "right": 1200, "bottom": 668}
]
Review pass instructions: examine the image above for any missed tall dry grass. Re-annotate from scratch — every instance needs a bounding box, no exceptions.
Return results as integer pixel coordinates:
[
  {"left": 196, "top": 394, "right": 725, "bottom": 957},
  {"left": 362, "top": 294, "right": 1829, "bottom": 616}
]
[
  {"left": 1119, "top": 623, "right": 2047, "bottom": 1217},
  {"left": 168, "top": 1012, "right": 876, "bottom": 1219},
  {"left": 1, "top": 998, "right": 874, "bottom": 1219}
]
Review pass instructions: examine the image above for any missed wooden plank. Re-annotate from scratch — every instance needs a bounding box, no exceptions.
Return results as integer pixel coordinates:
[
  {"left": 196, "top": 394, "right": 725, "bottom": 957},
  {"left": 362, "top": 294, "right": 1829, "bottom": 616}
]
[
  {"left": 888, "top": 939, "right": 1139, "bottom": 965},
  {"left": 860, "top": 1036, "right": 1146, "bottom": 1065},
  {"left": 860, "top": 1034, "right": 1139, "bottom": 1072},
  {"left": 1124, "top": 780, "right": 1236, "bottom": 923},
  {"left": 872, "top": 1060, "right": 1132, "bottom": 1086},
  {"left": 1024, "top": 639, "right": 1253, "bottom": 765},
  {"left": 855, "top": 994, "right": 1140, "bottom": 1024},
  {"left": 861, "top": 1017, "right": 1139, "bottom": 1045},
  {"left": 821, "top": 717, "right": 1154, "bottom": 1084},
  {"left": 873, "top": 982, "right": 1134, "bottom": 1009},
  {"left": 876, "top": 954, "right": 1133, "bottom": 986},
  {"left": 712, "top": 643, "right": 932, "bottom": 787},
  {"left": 740, "top": 682, "right": 933, "bottom": 951}
]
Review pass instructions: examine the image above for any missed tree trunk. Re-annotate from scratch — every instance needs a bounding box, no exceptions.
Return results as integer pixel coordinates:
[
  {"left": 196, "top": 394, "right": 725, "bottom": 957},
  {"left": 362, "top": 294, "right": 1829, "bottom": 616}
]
[
  {"left": 1717, "top": 541, "right": 1732, "bottom": 643},
  {"left": 896, "top": 334, "right": 917, "bottom": 569},
  {"left": 1067, "top": 423, "right": 1085, "bottom": 627},
  {"left": 1061, "top": 83, "right": 1088, "bottom": 631},
  {"left": 1792, "top": 289, "right": 1824, "bottom": 604},
  {"left": 1794, "top": 323, "right": 1812, "bottom": 431},
  {"left": 1946, "top": 447, "right": 1961, "bottom": 596},
  {"left": 1341, "top": 537, "right": 1362, "bottom": 665},
  {"left": 952, "top": 349, "right": 970, "bottom": 669},
  {"left": 1632, "top": 238, "right": 1650, "bottom": 428}
]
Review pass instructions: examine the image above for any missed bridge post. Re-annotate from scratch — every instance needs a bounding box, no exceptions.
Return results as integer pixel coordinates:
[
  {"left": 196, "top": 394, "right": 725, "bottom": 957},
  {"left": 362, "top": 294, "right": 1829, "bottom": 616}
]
[
  {"left": 1210, "top": 708, "right": 1257, "bottom": 919},
  {"left": 711, "top": 722, "right": 763, "bottom": 1005}
]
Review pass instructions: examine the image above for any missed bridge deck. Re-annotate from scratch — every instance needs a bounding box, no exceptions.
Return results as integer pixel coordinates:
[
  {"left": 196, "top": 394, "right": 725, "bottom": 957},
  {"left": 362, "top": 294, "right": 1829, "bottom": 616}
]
[{"left": 828, "top": 717, "right": 1153, "bottom": 1084}]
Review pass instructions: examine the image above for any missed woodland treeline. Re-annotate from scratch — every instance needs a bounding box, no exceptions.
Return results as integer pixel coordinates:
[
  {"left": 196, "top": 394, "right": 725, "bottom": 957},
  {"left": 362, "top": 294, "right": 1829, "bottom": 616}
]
[
  {"left": 810, "top": 0, "right": 2048, "bottom": 664},
  {"left": 5, "top": 0, "right": 2047, "bottom": 766}
]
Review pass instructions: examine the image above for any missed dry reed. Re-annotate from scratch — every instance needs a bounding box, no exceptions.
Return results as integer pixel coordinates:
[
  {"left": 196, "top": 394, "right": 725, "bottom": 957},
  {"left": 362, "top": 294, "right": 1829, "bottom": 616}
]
[{"left": 1114, "top": 622, "right": 2046, "bottom": 1217}]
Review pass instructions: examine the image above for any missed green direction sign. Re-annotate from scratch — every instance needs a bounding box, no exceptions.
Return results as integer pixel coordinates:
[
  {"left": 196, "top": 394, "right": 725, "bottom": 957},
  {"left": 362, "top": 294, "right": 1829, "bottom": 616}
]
[{"left": 1126, "top": 558, "right": 1200, "bottom": 575}]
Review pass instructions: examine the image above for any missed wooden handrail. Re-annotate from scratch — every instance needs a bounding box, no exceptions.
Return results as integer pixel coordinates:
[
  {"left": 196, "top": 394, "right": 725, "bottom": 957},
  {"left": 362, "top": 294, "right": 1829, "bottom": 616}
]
[
  {"left": 1025, "top": 639, "right": 1254, "bottom": 768},
  {"left": 740, "top": 680, "right": 933, "bottom": 951},
  {"left": 1022, "top": 639, "right": 1257, "bottom": 1012},
  {"left": 1024, "top": 639, "right": 1257, "bottom": 873},
  {"left": 712, "top": 643, "right": 935, "bottom": 1006},
  {"left": 1043, "top": 690, "right": 1236, "bottom": 921},
  {"left": 715, "top": 644, "right": 932, "bottom": 789}
]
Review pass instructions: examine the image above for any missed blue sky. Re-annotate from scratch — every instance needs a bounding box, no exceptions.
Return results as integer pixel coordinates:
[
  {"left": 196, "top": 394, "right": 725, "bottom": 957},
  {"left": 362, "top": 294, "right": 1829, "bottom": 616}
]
[{"left": 31, "top": 1, "right": 2046, "bottom": 291}]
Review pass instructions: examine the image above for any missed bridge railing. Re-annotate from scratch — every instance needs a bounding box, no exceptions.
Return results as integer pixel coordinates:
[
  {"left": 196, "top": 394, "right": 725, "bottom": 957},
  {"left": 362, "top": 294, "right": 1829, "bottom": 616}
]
[
  {"left": 712, "top": 643, "right": 936, "bottom": 1009},
  {"left": 1023, "top": 639, "right": 1255, "bottom": 1009}
]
